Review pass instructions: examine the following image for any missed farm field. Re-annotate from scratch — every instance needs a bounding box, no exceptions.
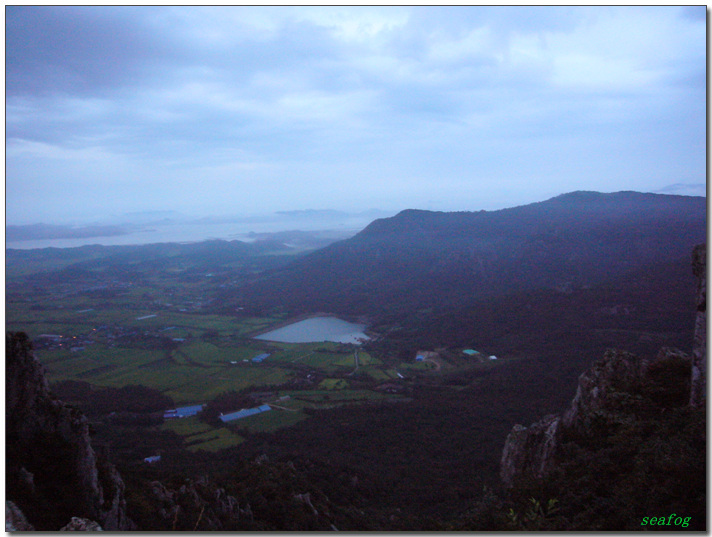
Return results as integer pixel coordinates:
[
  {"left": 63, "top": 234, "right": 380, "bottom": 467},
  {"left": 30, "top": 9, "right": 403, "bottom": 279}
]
[
  {"left": 6, "top": 242, "right": 495, "bottom": 459},
  {"left": 161, "top": 417, "right": 245, "bottom": 452},
  {"left": 8, "top": 287, "right": 422, "bottom": 439}
]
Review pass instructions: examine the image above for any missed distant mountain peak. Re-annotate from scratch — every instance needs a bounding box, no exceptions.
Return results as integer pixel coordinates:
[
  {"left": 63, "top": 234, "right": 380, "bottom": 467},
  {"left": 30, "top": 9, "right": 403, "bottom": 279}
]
[
  {"left": 550, "top": 190, "right": 659, "bottom": 202},
  {"left": 656, "top": 183, "right": 706, "bottom": 197}
]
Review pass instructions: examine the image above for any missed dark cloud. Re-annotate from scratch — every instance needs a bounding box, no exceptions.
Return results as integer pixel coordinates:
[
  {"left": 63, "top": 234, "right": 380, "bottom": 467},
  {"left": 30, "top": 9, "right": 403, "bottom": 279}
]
[
  {"left": 7, "top": 7, "right": 170, "bottom": 97},
  {"left": 5, "top": 6, "right": 706, "bottom": 224}
]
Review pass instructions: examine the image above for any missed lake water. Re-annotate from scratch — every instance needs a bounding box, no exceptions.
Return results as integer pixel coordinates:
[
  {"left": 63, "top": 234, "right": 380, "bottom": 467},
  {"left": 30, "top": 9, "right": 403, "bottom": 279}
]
[{"left": 254, "top": 317, "right": 370, "bottom": 345}]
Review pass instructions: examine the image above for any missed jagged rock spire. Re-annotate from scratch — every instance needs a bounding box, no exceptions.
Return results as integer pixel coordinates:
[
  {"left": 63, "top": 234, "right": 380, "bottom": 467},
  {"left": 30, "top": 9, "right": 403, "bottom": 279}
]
[
  {"left": 5, "top": 332, "right": 134, "bottom": 530},
  {"left": 689, "top": 243, "right": 706, "bottom": 408}
]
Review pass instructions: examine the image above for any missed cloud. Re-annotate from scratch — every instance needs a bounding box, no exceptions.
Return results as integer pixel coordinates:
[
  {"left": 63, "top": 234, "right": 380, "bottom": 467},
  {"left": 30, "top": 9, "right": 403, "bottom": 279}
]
[
  {"left": 6, "top": 7, "right": 170, "bottom": 97},
  {"left": 5, "top": 6, "right": 706, "bottom": 224}
]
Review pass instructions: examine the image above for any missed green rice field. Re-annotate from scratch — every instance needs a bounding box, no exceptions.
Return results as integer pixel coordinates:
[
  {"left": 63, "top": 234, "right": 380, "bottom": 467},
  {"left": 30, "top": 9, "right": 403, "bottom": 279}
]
[{"left": 6, "top": 261, "right": 421, "bottom": 448}]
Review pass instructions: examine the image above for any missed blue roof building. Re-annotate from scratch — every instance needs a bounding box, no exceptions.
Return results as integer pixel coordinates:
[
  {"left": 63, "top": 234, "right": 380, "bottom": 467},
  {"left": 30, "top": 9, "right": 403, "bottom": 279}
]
[
  {"left": 163, "top": 404, "right": 205, "bottom": 419},
  {"left": 220, "top": 404, "right": 271, "bottom": 423},
  {"left": 252, "top": 353, "right": 271, "bottom": 363},
  {"left": 144, "top": 455, "right": 161, "bottom": 464}
]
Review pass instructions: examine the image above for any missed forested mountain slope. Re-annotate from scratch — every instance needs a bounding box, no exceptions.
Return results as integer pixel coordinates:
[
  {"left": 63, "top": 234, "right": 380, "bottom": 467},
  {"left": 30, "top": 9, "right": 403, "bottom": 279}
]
[{"left": 229, "top": 191, "right": 706, "bottom": 318}]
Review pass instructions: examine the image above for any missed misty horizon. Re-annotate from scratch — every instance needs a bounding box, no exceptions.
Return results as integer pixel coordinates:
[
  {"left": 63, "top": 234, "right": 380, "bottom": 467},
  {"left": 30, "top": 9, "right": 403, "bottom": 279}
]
[{"left": 6, "top": 183, "right": 706, "bottom": 228}]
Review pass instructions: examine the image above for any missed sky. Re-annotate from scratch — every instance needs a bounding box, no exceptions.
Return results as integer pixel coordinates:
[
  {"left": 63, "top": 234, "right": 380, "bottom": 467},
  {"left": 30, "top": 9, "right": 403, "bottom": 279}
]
[{"left": 6, "top": 5, "right": 707, "bottom": 225}]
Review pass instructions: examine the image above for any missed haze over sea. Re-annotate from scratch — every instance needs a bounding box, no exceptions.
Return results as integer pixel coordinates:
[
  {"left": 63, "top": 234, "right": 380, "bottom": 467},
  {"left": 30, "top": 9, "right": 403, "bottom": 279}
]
[{"left": 5, "top": 212, "right": 390, "bottom": 250}]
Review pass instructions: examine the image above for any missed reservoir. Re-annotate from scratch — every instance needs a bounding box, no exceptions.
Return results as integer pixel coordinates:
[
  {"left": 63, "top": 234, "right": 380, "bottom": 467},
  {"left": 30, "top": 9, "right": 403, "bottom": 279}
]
[{"left": 254, "top": 316, "right": 369, "bottom": 344}]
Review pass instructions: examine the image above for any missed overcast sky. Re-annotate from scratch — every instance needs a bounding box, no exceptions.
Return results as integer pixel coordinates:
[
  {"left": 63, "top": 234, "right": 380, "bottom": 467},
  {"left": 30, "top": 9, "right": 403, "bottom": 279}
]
[{"left": 6, "top": 6, "right": 707, "bottom": 224}]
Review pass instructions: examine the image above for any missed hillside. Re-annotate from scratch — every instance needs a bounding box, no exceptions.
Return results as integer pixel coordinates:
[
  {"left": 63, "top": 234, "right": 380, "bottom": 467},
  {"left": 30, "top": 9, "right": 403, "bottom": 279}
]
[
  {"left": 227, "top": 191, "right": 706, "bottom": 319},
  {"left": 450, "top": 243, "right": 707, "bottom": 531}
]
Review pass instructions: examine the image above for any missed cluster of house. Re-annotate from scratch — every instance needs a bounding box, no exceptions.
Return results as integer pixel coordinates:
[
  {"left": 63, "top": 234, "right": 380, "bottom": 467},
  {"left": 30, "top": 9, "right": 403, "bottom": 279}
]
[
  {"left": 152, "top": 297, "right": 212, "bottom": 313},
  {"left": 413, "top": 348, "right": 499, "bottom": 363},
  {"left": 92, "top": 325, "right": 143, "bottom": 346},
  {"left": 415, "top": 350, "right": 439, "bottom": 362},
  {"left": 35, "top": 333, "right": 94, "bottom": 352},
  {"left": 229, "top": 353, "right": 271, "bottom": 365},
  {"left": 463, "top": 349, "right": 497, "bottom": 360}
]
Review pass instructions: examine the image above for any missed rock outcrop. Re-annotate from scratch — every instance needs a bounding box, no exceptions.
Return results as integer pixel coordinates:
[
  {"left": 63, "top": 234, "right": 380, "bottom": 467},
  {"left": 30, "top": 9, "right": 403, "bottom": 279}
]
[
  {"left": 128, "top": 476, "right": 252, "bottom": 531},
  {"left": 6, "top": 501, "right": 35, "bottom": 531},
  {"left": 59, "top": 517, "right": 103, "bottom": 531},
  {"left": 500, "top": 348, "right": 651, "bottom": 487},
  {"left": 561, "top": 349, "right": 648, "bottom": 433},
  {"left": 690, "top": 243, "right": 706, "bottom": 407},
  {"left": 500, "top": 346, "right": 694, "bottom": 487},
  {"left": 5, "top": 332, "right": 134, "bottom": 531},
  {"left": 501, "top": 244, "right": 706, "bottom": 487},
  {"left": 499, "top": 415, "right": 560, "bottom": 487}
]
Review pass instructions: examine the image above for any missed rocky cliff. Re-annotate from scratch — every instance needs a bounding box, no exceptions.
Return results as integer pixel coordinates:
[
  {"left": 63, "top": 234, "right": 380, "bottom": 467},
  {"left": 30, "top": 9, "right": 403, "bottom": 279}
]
[
  {"left": 500, "top": 244, "right": 706, "bottom": 488},
  {"left": 5, "top": 332, "right": 134, "bottom": 531},
  {"left": 499, "top": 415, "right": 561, "bottom": 487},
  {"left": 690, "top": 243, "right": 706, "bottom": 407},
  {"left": 500, "top": 348, "right": 665, "bottom": 487}
]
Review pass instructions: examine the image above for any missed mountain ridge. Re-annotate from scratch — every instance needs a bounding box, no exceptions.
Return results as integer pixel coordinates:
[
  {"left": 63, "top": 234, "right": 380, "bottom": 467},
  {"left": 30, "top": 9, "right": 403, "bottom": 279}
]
[{"left": 228, "top": 191, "right": 706, "bottom": 322}]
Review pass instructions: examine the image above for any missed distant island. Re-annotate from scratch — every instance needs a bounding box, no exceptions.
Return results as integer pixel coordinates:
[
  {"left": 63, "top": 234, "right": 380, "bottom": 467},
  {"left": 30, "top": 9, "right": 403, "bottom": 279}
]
[{"left": 6, "top": 223, "right": 129, "bottom": 242}]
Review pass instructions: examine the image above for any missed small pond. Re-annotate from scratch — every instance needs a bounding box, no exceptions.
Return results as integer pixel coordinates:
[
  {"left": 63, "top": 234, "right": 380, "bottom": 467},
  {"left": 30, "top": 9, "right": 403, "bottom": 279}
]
[{"left": 254, "top": 316, "right": 369, "bottom": 344}]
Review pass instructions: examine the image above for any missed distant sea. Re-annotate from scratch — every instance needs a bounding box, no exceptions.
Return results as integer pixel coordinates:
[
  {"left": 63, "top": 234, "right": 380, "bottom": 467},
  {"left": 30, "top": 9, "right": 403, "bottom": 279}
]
[{"left": 5, "top": 216, "right": 381, "bottom": 250}]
